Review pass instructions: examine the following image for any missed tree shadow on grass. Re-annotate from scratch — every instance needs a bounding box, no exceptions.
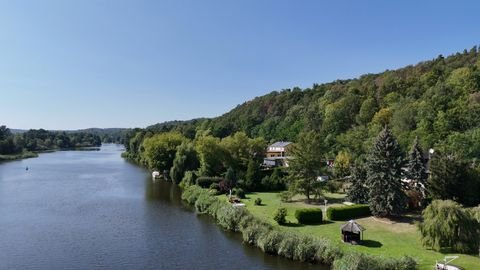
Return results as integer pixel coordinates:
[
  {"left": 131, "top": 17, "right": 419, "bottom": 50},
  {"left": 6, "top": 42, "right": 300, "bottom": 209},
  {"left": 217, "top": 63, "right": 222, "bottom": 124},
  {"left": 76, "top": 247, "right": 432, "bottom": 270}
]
[
  {"left": 282, "top": 222, "right": 304, "bottom": 228},
  {"left": 282, "top": 220, "right": 334, "bottom": 227},
  {"left": 361, "top": 240, "right": 383, "bottom": 248}
]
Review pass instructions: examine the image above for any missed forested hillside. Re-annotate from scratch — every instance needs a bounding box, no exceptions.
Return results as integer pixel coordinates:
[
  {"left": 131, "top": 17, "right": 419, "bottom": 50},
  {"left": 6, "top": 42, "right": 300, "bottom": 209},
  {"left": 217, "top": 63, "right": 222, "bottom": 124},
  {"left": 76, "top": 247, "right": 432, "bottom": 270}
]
[{"left": 128, "top": 46, "right": 480, "bottom": 160}]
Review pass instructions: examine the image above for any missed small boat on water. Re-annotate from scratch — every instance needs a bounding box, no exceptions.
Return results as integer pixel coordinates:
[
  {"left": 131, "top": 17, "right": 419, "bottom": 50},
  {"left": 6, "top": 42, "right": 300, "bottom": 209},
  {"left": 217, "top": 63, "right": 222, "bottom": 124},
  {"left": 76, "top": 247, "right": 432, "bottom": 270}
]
[{"left": 152, "top": 171, "right": 160, "bottom": 179}]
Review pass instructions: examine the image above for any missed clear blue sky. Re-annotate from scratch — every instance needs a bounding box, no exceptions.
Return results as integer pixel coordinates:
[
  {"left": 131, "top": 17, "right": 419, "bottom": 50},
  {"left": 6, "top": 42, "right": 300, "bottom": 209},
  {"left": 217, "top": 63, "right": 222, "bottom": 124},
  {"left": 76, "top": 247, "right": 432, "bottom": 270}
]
[{"left": 1, "top": 0, "right": 479, "bottom": 130}]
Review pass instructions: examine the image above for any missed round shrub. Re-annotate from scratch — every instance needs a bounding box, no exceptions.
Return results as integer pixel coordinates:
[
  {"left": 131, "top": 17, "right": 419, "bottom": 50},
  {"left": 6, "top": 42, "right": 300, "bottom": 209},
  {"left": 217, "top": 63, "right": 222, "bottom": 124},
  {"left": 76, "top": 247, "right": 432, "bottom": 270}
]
[
  {"left": 257, "top": 230, "right": 284, "bottom": 254},
  {"left": 233, "top": 187, "right": 246, "bottom": 199},
  {"left": 254, "top": 197, "right": 262, "bottom": 205},
  {"left": 295, "top": 208, "right": 323, "bottom": 224},
  {"left": 326, "top": 204, "right": 371, "bottom": 220},
  {"left": 273, "top": 207, "right": 287, "bottom": 225}
]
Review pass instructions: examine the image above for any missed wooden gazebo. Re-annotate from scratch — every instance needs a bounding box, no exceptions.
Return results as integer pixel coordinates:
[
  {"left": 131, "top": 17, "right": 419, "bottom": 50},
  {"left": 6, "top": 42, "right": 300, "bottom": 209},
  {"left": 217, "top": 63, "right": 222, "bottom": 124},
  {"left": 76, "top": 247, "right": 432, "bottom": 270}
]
[{"left": 341, "top": 220, "right": 365, "bottom": 244}]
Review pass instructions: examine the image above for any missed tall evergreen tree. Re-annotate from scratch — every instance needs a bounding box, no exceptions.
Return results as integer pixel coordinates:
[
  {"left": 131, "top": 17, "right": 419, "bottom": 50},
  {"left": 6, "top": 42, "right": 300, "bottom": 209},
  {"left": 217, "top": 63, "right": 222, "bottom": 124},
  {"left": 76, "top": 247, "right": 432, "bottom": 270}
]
[
  {"left": 366, "top": 126, "right": 407, "bottom": 217},
  {"left": 406, "top": 137, "right": 427, "bottom": 197},
  {"left": 245, "top": 158, "right": 261, "bottom": 191},
  {"left": 347, "top": 162, "right": 369, "bottom": 204}
]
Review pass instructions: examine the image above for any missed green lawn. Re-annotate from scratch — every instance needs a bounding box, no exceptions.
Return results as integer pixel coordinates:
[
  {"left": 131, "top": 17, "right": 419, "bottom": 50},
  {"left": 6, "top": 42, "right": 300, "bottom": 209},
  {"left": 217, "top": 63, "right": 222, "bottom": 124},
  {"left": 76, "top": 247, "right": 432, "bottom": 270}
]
[{"left": 241, "top": 191, "right": 480, "bottom": 270}]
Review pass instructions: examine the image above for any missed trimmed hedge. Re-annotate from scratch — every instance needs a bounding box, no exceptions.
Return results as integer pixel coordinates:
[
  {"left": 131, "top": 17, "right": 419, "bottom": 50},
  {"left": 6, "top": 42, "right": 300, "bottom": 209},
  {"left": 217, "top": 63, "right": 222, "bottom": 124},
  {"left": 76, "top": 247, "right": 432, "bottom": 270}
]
[
  {"left": 326, "top": 204, "right": 371, "bottom": 220},
  {"left": 196, "top": 177, "right": 223, "bottom": 188},
  {"left": 295, "top": 208, "right": 323, "bottom": 224}
]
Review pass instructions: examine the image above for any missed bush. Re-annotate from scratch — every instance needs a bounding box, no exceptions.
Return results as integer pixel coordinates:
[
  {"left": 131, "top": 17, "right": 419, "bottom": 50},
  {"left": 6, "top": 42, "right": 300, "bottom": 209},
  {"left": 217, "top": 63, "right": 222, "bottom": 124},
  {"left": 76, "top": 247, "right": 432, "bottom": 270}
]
[
  {"left": 254, "top": 197, "right": 262, "bottom": 205},
  {"left": 257, "top": 230, "right": 284, "bottom": 254},
  {"left": 326, "top": 204, "right": 371, "bottom": 220},
  {"left": 242, "top": 220, "right": 270, "bottom": 246},
  {"left": 279, "top": 190, "right": 295, "bottom": 202},
  {"left": 277, "top": 233, "right": 299, "bottom": 259},
  {"left": 294, "top": 235, "right": 319, "bottom": 262},
  {"left": 295, "top": 208, "right": 323, "bottom": 224},
  {"left": 180, "top": 185, "right": 413, "bottom": 268},
  {"left": 273, "top": 207, "right": 287, "bottom": 225},
  {"left": 232, "top": 187, "right": 246, "bottom": 199},
  {"left": 195, "top": 191, "right": 218, "bottom": 213},
  {"left": 332, "top": 252, "right": 417, "bottom": 270},
  {"left": 196, "top": 177, "right": 223, "bottom": 188},
  {"left": 209, "top": 182, "right": 220, "bottom": 190},
  {"left": 325, "top": 180, "right": 343, "bottom": 193},
  {"left": 181, "top": 185, "right": 203, "bottom": 205},
  {"left": 315, "top": 238, "right": 343, "bottom": 264},
  {"left": 216, "top": 204, "right": 247, "bottom": 232},
  {"left": 332, "top": 252, "right": 382, "bottom": 270},
  {"left": 179, "top": 170, "right": 197, "bottom": 188},
  {"left": 205, "top": 199, "right": 223, "bottom": 219},
  {"left": 381, "top": 256, "right": 417, "bottom": 270}
]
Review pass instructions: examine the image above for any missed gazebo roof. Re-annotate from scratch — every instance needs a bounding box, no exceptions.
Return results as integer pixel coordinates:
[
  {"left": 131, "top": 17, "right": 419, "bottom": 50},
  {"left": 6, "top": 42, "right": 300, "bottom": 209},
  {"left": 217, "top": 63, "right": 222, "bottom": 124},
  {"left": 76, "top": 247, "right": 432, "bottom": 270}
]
[{"left": 340, "top": 220, "right": 365, "bottom": 233}]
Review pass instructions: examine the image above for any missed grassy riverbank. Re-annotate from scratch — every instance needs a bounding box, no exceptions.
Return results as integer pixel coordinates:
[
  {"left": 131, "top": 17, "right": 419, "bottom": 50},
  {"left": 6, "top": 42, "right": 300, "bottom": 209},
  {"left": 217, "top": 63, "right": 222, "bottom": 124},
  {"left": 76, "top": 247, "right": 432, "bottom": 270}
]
[
  {"left": 0, "top": 152, "right": 38, "bottom": 162},
  {"left": 240, "top": 192, "right": 480, "bottom": 270}
]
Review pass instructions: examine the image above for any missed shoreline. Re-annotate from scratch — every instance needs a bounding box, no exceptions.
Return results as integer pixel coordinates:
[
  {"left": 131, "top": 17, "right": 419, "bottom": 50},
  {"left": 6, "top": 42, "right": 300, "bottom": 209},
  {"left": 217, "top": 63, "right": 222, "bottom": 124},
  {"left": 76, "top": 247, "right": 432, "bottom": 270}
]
[{"left": 0, "top": 145, "right": 102, "bottom": 163}]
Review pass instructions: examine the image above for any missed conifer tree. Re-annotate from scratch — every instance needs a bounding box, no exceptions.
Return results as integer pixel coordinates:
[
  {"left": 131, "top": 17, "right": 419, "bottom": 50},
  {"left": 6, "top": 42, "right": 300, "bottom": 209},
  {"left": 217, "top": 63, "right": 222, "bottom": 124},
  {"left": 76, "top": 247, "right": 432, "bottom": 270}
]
[
  {"left": 347, "top": 162, "right": 369, "bottom": 204},
  {"left": 406, "top": 137, "right": 427, "bottom": 197},
  {"left": 366, "top": 126, "right": 407, "bottom": 217},
  {"left": 245, "top": 158, "right": 261, "bottom": 191}
]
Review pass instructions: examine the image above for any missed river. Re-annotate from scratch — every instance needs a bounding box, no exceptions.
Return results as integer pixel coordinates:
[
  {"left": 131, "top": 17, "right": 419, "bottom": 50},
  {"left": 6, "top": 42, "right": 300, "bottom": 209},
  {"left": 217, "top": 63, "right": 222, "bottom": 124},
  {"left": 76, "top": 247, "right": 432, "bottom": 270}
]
[{"left": 0, "top": 144, "right": 324, "bottom": 270}]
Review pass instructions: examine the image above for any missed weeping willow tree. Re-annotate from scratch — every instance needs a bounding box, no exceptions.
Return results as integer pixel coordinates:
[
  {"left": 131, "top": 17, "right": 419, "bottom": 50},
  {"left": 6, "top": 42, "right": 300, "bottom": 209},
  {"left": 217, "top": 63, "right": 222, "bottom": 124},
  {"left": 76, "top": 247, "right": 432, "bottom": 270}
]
[{"left": 418, "top": 200, "right": 479, "bottom": 254}]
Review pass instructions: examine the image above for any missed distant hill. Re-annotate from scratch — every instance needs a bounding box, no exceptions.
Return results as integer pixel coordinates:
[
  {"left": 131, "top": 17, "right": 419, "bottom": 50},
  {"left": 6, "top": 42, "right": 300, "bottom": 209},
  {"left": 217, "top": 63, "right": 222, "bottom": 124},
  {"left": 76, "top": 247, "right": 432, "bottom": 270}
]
[
  {"left": 10, "top": 128, "right": 129, "bottom": 144},
  {"left": 10, "top": 129, "right": 27, "bottom": 134},
  {"left": 134, "top": 46, "right": 480, "bottom": 159}
]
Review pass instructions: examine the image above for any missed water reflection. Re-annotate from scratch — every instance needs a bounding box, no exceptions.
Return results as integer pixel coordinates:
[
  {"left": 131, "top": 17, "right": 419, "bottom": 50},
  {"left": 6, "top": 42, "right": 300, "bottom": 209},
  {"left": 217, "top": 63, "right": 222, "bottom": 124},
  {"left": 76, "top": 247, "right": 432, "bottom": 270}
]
[{"left": 0, "top": 144, "right": 327, "bottom": 270}]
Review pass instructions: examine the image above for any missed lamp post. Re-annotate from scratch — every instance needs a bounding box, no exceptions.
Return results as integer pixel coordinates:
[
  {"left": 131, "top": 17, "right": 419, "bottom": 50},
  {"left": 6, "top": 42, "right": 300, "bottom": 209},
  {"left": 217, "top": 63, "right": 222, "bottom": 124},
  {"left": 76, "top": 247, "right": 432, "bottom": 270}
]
[{"left": 324, "top": 199, "right": 328, "bottom": 214}]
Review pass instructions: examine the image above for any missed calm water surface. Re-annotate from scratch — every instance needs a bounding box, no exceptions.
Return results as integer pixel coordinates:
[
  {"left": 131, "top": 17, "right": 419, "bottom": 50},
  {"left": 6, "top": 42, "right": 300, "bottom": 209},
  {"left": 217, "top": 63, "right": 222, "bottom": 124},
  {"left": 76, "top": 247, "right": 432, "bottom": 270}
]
[{"left": 0, "top": 144, "right": 325, "bottom": 270}]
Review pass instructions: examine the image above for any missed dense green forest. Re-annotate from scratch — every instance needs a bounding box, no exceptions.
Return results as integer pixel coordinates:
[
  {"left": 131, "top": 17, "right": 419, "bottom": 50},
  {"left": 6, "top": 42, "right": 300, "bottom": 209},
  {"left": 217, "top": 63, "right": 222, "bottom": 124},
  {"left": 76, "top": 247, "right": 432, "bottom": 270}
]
[
  {"left": 123, "top": 46, "right": 480, "bottom": 202},
  {"left": 121, "top": 47, "right": 480, "bottom": 261},
  {"left": 74, "top": 128, "right": 129, "bottom": 144},
  {"left": 0, "top": 126, "right": 102, "bottom": 160},
  {"left": 126, "top": 46, "right": 480, "bottom": 160}
]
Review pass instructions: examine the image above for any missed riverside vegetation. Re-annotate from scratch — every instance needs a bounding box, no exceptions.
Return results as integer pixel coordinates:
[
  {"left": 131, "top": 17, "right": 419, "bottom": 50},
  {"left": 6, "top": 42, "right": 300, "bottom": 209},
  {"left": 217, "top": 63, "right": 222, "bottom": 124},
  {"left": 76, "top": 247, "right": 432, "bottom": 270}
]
[
  {"left": 0, "top": 126, "right": 103, "bottom": 161},
  {"left": 182, "top": 185, "right": 416, "bottom": 270},
  {"left": 122, "top": 46, "right": 480, "bottom": 269}
]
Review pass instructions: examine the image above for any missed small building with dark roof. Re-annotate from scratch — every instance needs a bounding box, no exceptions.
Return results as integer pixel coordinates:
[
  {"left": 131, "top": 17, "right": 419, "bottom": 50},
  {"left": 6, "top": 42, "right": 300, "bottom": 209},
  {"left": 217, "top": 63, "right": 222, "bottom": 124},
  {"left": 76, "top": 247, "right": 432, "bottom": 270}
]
[{"left": 340, "top": 220, "right": 365, "bottom": 244}]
